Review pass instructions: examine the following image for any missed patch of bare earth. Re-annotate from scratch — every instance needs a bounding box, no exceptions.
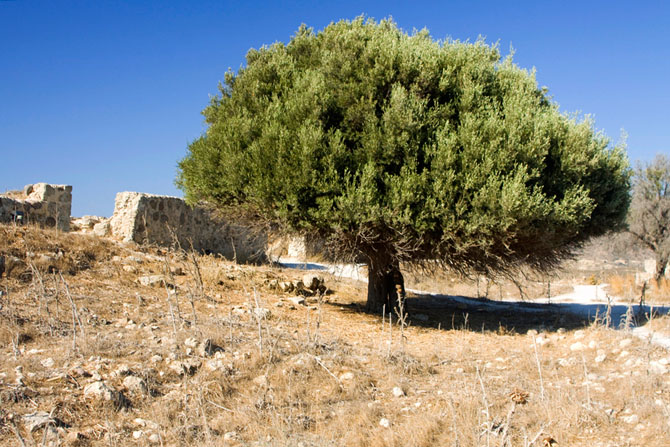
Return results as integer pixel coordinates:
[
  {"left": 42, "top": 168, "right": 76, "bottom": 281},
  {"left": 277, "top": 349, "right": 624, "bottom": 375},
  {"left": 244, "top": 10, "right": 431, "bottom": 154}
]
[{"left": 1, "top": 224, "right": 669, "bottom": 446}]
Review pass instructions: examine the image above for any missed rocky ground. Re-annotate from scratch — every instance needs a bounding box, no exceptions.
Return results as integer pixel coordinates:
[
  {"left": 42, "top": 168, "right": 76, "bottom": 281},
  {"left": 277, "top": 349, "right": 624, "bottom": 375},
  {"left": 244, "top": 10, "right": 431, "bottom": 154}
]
[{"left": 1, "top": 224, "right": 670, "bottom": 446}]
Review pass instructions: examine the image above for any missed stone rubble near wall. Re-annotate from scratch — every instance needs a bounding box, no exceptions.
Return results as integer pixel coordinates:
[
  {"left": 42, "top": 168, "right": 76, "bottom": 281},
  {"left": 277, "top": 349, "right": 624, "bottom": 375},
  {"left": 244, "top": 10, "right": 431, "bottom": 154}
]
[
  {"left": 0, "top": 183, "right": 72, "bottom": 231},
  {"left": 109, "top": 192, "right": 267, "bottom": 263}
]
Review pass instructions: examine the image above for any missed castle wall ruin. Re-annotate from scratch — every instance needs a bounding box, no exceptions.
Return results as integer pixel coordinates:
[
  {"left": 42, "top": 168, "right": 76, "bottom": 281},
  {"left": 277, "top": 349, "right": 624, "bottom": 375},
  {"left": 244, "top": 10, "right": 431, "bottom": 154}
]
[
  {"left": 110, "top": 192, "right": 266, "bottom": 263},
  {"left": 0, "top": 183, "right": 72, "bottom": 231}
]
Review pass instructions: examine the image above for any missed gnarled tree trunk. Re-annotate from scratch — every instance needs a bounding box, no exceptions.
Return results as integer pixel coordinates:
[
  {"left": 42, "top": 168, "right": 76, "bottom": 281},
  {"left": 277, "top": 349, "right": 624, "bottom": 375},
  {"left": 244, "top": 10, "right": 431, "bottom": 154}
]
[{"left": 366, "top": 261, "right": 406, "bottom": 315}]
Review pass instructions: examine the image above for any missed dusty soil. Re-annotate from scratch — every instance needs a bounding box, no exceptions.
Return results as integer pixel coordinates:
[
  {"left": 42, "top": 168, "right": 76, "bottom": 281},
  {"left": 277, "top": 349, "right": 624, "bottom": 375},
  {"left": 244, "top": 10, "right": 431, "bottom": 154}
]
[{"left": 1, "top": 224, "right": 669, "bottom": 446}]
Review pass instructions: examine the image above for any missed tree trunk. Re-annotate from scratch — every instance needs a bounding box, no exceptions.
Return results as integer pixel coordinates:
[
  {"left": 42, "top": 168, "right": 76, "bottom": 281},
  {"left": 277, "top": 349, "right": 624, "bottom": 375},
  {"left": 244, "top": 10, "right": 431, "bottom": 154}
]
[
  {"left": 655, "top": 251, "right": 669, "bottom": 286},
  {"left": 366, "top": 261, "right": 406, "bottom": 315}
]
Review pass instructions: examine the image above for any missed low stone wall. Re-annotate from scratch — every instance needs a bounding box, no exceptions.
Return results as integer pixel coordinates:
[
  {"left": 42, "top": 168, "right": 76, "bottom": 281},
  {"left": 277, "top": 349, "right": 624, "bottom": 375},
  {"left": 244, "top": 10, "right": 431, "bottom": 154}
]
[
  {"left": 0, "top": 183, "right": 72, "bottom": 231},
  {"left": 110, "top": 192, "right": 266, "bottom": 263}
]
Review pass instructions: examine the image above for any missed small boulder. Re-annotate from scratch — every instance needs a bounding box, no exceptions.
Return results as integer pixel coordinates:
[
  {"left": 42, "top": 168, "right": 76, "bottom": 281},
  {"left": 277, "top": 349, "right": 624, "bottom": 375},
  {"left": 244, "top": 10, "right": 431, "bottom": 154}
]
[
  {"left": 138, "top": 275, "right": 169, "bottom": 287},
  {"left": 392, "top": 386, "right": 405, "bottom": 398},
  {"left": 123, "top": 376, "right": 148, "bottom": 394},
  {"left": 279, "top": 281, "right": 295, "bottom": 293},
  {"left": 302, "top": 273, "right": 324, "bottom": 291},
  {"left": 83, "top": 381, "right": 129, "bottom": 408}
]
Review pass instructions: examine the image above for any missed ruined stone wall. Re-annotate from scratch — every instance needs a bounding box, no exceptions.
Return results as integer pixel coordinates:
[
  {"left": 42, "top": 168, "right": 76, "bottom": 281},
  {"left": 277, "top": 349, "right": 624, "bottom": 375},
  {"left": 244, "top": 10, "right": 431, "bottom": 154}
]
[
  {"left": 0, "top": 183, "right": 72, "bottom": 231},
  {"left": 110, "top": 192, "right": 266, "bottom": 263}
]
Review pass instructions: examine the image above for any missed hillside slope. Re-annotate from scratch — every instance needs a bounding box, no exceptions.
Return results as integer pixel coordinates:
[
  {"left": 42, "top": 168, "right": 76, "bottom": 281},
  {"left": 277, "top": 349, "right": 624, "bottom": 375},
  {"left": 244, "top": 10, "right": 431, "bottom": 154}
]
[{"left": 1, "top": 224, "right": 669, "bottom": 446}]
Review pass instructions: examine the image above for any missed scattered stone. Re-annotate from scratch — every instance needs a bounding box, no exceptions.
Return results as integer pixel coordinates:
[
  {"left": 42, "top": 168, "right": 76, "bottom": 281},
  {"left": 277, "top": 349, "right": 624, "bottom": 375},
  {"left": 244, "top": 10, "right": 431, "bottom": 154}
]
[
  {"left": 379, "top": 418, "right": 391, "bottom": 428},
  {"left": 148, "top": 434, "right": 161, "bottom": 443},
  {"left": 138, "top": 275, "right": 169, "bottom": 287},
  {"left": 22, "top": 411, "right": 60, "bottom": 432},
  {"left": 169, "top": 359, "right": 201, "bottom": 376},
  {"left": 339, "top": 371, "right": 355, "bottom": 381},
  {"left": 134, "top": 418, "right": 160, "bottom": 430},
  {"left": 253, "top": 374, "right": 269, "bottom": 387},
  {"left": 41, "top": 358, "right": 55, "bottom": 368},
  {"left": 279, "top": 281, "right": 294, "bottom": 293},
  {"left": 224, "top": 431, "right": 240, "bottom": 441},
  {"left": 122, "top": 265, "right": 137, "bottom": 273},
  {"left": 123, "top": 376, "right": 148, "bottom": 394},
  {"left": 288, "top": 296, "right": 306, "bottom": 306},
  {"left": 113, "top": 364, "right": 132, "bottom": 377},
  {"left": 83, "top": 381, "right": 128, "bottom": 408},
  {"left": 619, "top": 339, "right": 632, "bottom": 349},
  {"left": 302, "top": 273, "right": 324, "bottom": 291},
  {"left": 232, "top": 305, "right": 247, "bottom": 315},
  {"left": 253, "top": 307, "right": 271, "bottom": 320},
  {"left": 649, "top": 361, "right": 668, "bottom": 375},
  {"left": 622, "top": 414, "right": 639, "bottom": 424},
  {"left": 15, "top": 366, "right": 25, "bottom": 386},
  {"left": 595, "top": 354, "right": 607, "bottom": 363},
  {"left": 392, "top": 386, "right": 405, "bottom": 397},
  {"left": 133, "top": 430, "right": 144, "bottom": 439}
]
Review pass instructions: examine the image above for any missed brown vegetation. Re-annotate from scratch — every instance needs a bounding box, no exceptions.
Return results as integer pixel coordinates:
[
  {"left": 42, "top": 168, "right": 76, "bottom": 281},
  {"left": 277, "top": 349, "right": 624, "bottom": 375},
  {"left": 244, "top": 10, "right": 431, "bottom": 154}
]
[{"left": 1, "top": 224, "right": 669, "bottom": 446}]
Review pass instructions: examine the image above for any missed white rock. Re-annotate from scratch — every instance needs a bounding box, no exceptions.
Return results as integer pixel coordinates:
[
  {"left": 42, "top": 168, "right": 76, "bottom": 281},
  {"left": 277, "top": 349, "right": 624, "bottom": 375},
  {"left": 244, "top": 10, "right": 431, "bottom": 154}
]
[
  {"left": 22, "top": 411, "right": 54, "bottom": 432},
  {"left": 279, "top": 281, "right": 294, "bottom": 292},
  {"left": 138, "top": 275, "right": 167, "bottom": 287},
  {"left": 133, "top": 430, "right": 144, "bottom": 439},
  {"left": 84, "top": 381, "right": 125, "bottom": 407},
  {"left": 595, "top": 354, "right": 607, "bottom": 363},
  {"left": 379, "top": 418, "right": 391, "bottom": 428},
  {"left": 123, "top": 375, "right": 148, "bottom": 394},
  {"left": 224, "top": 431, "right": 240, "bottom": 441},
  {"left": 114, "top": 364, "right": 131, "bottom": 377},
  {"left": 134, "top": 418, "right": 160, "bottom": 430},
  {"left": 40, "top": 358, "right": 55, "bottom": 368},
  {"left": 302, "top": 273, "right": 324, "bottom": 291},
  {"left": 392, "top": 386, "right": 405, "bottom": 397},
  {"left": 573, "top": 330, "right": 585, "bottom": 339},
  {"left": 570, "top": 342, "right": 586, "bottom": 352},
  {"left": 649, "top": 361, "right": 668, "bottom": 375},
  {"left": 622, "top": 414, "right": 639, "bottom": 424},
  {"left": 288, "top": 296, "right": 306, "bottom": 306},
  {"left": 339, "top": 371, "right": 355, "bottom": 381},
  {"left": 148, "top": 434, "right": 161, "bottom": 443},
  {"left": 253, "top": 307, "right": 271, "bottom": 319},
  {"left": 619, "top": 339, "right": 632, "bottom": 348},
  {"left": 253, "top": 374, "right": 269, "bottom": 387}
]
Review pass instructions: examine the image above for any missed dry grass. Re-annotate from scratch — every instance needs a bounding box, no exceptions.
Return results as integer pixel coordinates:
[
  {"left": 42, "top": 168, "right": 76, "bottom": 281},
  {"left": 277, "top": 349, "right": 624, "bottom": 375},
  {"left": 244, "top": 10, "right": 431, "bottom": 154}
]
[
  {"left": 1, "top": 224, "right": 669, "bottom": 446},
  {"left": 607, "top": 274, "right": 670, "bottom": 304}
]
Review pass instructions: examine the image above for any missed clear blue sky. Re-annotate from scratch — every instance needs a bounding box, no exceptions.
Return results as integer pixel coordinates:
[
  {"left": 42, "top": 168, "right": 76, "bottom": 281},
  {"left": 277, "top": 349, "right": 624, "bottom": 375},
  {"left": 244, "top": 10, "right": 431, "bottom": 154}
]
[{"left": 1, "top": 1, "right": 668, "bottom": 217}]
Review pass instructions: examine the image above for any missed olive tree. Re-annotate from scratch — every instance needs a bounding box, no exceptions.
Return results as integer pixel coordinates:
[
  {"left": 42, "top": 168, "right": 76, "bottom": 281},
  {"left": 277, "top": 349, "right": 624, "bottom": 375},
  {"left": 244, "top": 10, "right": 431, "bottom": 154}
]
[
  {"left": 178, "top": 18, "right": 630, "bottom": 312},
  {"left": 628, "top": 154, "right": 670, "bottom": 284}
]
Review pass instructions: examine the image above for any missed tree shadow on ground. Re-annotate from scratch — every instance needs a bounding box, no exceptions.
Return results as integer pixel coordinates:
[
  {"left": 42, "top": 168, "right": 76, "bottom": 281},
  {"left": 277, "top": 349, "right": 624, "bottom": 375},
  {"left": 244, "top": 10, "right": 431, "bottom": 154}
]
[{"left": 332, "top": 292, "right": 670, "bottom": 334}]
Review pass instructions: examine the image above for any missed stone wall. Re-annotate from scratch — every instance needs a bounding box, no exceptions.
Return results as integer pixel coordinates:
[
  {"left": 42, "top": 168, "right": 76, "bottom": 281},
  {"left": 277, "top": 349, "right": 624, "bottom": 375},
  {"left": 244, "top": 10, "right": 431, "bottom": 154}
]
[
  {"left": 0, "top": 183, "right": 72, "bottom": 231},
  {"left": 110, "top": 192, "right": 266, "bottom": 263}
]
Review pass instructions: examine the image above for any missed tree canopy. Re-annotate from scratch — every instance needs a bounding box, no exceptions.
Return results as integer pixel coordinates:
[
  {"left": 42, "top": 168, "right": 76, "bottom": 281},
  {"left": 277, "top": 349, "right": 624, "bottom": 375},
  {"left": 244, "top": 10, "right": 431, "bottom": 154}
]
[
  {"left": 178, "top": 17, "right": 630, "bottom": 311},
  {"left": 628, "top": 154, "right": 670, "bottom": 284}
]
